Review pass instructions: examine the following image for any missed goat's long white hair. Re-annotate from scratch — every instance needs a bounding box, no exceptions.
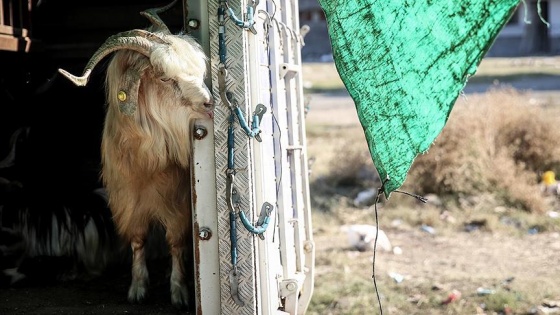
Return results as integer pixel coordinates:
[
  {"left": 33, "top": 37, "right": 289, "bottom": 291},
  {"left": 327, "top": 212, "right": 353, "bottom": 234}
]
[{"left": 102, "top": 34, "right": 211, "bottom": 238}]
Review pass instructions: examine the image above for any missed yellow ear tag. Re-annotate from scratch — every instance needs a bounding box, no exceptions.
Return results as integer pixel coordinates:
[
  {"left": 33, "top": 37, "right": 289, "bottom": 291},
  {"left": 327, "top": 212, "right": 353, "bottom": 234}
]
[
  {"left": 117, "top": 90, "right": 135, "bottom": 116},
  {"left": 117, "top": 90, "right": 127, "bottom": 102}
]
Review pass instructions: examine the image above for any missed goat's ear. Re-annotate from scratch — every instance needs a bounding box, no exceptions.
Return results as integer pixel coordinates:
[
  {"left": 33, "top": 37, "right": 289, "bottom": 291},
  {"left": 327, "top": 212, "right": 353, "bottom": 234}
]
[{"left": 117, "top": 66, "right": 144, "bottom": 116}]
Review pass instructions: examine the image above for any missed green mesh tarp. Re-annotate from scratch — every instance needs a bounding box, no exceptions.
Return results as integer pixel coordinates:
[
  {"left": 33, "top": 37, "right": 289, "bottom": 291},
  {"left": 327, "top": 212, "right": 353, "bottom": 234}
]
[{"left": 318, "top": 0, "right": 520, "bottom": 196}]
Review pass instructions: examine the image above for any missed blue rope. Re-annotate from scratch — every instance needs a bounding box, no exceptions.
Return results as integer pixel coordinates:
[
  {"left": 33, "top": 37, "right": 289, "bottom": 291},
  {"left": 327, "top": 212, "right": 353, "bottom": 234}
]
[
  {"left": 228, "top": 113, "right": 235, "bottom": 169},
  {"left": 234, "top": 106, "right": 261, "bottom": 138},
  {"left": 227, "top": 5, "right": 255, "bottom": 29},
  {"left": 218, "top": 6, "right": 227, "bottom": 64},
  {"left": 239, "top": 210, "right": 270, "bottom": 234},
  {"left": 220, "top": 0, "right": 256, "bottom": 30},
  {"left": 229, "top": 211, "right": 238, "bottom": 266}
]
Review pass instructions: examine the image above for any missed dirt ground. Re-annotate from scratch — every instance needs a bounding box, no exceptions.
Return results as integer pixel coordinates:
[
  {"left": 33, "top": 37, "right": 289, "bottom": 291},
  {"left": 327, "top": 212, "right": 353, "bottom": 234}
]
[
  {"left": 5, "top": 232, "right": 559, "bottom": 314},
  {"left": 379, "top": 229, "right": 560, "bottom": 296},
  {"left": 311, "top": 218, "right": 560, "bottom": 314},
  {"left": 0, "top": 262, "right": 192, "bottom": 315}
]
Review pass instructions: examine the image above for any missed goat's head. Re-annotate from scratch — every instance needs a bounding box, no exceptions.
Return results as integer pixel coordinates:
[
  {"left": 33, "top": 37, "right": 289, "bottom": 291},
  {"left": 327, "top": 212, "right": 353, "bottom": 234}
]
[{"left": 58, "top": 0, "right": 213, "bottom": 119}]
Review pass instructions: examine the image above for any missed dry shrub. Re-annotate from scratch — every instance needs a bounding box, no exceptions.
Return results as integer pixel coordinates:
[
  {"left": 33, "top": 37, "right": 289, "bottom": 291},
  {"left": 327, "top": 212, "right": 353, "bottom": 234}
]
[
  {"left": 406, "top": 88, "right": 560, "bottom": 213},
  {"left": 496, "top": 98, "right": 560, "bottom": 173},
  {"left": 327, "top": 137, "right": 377, "bottom": 187}
]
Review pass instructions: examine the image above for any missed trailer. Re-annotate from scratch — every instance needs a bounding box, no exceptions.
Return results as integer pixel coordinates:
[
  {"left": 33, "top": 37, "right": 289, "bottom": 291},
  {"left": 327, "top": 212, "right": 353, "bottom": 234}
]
[
  {"left": 189, "top": 1, "right": 315, "bottom": 313},
  {"left": 0, "top": 0, "right": 315, "bottom": 314}
]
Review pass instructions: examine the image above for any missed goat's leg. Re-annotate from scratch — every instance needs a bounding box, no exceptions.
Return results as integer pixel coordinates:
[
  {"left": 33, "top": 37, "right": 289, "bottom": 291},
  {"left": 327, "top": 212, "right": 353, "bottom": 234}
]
[
  {"left": 169, "top": 242, "right": 189, "bottom": 308},
  {"left": 128, "top": 235, "right": 149, "bottom": 303},
  {"left": 165, "top": 215, "right": 191, "bottom": 309}
]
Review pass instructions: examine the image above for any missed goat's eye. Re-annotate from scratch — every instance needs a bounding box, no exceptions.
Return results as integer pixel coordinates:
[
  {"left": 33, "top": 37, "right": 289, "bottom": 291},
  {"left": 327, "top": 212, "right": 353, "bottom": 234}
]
[{"left": 160, "top": 77, "right": 173, "bottom": 83}]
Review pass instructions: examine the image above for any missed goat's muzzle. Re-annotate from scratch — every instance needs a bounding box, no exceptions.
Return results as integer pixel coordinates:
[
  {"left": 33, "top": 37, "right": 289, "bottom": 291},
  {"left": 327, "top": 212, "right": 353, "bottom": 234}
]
[{"left": 204, "top": 101, "right": 214, "bottom": 119}]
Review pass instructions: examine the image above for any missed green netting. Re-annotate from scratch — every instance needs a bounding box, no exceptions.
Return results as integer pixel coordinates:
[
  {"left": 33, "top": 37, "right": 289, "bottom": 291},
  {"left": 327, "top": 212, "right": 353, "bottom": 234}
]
[{"left": 317, "top": 0, "right": 520, "bottom": 196}]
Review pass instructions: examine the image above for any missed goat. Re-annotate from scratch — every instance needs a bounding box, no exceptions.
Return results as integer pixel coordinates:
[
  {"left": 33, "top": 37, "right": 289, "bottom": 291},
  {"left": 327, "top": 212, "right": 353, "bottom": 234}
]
[{"left": 57, "top": 1, "right": 214, "bottom": 309}]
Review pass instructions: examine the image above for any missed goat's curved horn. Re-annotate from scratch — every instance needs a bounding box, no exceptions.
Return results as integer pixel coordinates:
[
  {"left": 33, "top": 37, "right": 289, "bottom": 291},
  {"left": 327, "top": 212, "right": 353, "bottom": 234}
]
[
  {"left": 58, "top": 29, "right": 169, "bottom": 87},
  {"left": 140, "top": 0, "right": 178, "bottom": 34}
]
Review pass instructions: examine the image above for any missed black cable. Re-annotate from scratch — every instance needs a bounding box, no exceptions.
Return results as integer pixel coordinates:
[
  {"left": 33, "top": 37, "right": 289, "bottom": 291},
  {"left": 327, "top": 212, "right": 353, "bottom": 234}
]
[{"left": 371, "top": 176, "right": 390, "bottom": 315}]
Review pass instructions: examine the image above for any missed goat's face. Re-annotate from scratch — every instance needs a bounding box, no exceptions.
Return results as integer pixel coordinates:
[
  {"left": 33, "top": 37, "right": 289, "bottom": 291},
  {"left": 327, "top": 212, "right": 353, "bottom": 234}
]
[
  {"left": 149, "top": 35, "right": 214, "bottom": 119},
  {"left": 58, "top": 29, "right": 214, "bottom": 120}
]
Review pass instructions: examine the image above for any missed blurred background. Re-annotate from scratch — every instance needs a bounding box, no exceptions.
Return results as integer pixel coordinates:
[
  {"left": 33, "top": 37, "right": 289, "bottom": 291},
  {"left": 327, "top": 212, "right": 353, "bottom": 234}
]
[{"left": 300, "top": 1, "right": 560, "bottom": 314}]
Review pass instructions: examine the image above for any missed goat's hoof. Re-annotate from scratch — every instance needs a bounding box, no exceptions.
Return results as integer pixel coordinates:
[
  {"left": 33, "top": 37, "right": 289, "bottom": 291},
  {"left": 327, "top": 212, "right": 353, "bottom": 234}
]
[
  {"left": 171, "top": 284, "right": 189, "bottom": 310},
  {"left": 128, "top": 283, "right": 148, "bottom": 304}
]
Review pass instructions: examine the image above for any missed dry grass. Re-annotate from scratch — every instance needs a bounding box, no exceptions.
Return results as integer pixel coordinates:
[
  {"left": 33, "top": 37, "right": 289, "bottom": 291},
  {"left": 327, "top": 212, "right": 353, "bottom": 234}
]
[
  {"left": 406, "top": 88, "right": 560, "bottom": 213},
  {"left": 306, "top": 88, "right": 560, "bottom": 214}
]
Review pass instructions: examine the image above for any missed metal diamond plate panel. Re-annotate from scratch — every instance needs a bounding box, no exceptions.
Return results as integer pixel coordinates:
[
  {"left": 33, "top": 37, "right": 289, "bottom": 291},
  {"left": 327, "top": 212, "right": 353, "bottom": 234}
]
[{"left": 208, "top": 1, "right": 257, "bottom": 313}]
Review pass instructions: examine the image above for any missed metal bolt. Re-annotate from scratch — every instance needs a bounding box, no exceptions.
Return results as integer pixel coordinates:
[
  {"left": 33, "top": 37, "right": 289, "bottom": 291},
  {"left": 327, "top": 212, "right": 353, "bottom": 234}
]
[
  {"left": 286, "top": 282, "right": 296, "bottom": 291},
  {"left": 194, "top": 126, "right": 207, "bottom": 140},
  {"left": 199, "top": 227, "right": 212, "bottom": 240},
  {"left": 188, "top": 19, "right": 200, "bottom": 30},
  {"left": 303, "top": 241, "right": 313, "bottom": 253}
]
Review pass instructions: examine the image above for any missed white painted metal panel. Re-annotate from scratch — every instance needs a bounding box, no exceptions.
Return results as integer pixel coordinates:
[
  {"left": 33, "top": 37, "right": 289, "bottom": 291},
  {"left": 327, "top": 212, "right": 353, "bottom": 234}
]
[
  {"left": 192, "top": 121, "right": 221, "bottom": 315},
  {"left": 190, "top": 1, "right": 314, "bottom": 313}
]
